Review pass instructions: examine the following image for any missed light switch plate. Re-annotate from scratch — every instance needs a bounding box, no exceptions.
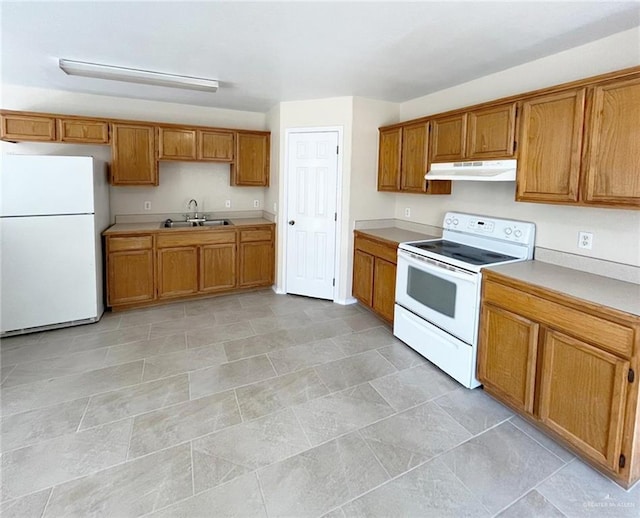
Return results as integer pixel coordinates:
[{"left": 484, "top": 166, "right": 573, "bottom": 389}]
[{"left": 143, "top": 201, "right": 151, "bottom": 211}]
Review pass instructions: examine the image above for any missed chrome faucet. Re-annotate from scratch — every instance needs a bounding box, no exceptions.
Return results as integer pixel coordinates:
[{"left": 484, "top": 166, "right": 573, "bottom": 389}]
[{"left": 187, "top": 199, "right": 199, "bottom": 220}]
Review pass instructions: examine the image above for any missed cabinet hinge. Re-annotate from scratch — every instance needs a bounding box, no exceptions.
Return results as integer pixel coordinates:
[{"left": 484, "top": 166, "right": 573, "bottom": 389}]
[
  {"left": 332, "top": 278, "right": 335, "bottom": 287},
  {"left": 336, "top": 145, "right": 339, "bottom": 155},
  {"left": 619, "top": 454, "right": 626, "bottom": 469},
  {"left": 513, "top": 140, "right": 518, "bottom": 152},
  {"left": 334, "top": 212, "right": 337, "bottom": 222},
  {"left": 628, "top": 369, "right": 635, "bottom": 383}
]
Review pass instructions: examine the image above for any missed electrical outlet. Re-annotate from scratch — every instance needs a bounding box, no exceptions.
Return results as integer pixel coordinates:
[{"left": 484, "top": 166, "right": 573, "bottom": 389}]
[
  {"left": 143, "top": 201, "right": 151, "bottom": 211},
  {"left": 578, "top": 231, "right": 593, "bottom": 250},
  {"left": 404, "top": 207, "right": 411, "bottom": 218},
  {"left": 225, "top": 200, "right": 231, "bottom": 208},
  {"left": 253, "top": 199, "right": 260, "bottom": 208}
]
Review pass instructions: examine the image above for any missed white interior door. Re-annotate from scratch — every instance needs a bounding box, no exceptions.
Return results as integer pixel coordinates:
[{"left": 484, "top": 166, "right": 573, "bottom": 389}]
[{"left": 286, "top": 131, "right": 339, "bottom": 299}]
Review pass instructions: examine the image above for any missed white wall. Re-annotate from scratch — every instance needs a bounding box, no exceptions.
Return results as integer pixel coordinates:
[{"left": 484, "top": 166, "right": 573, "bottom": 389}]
[
  {"left": 0, "top": 84, "right": 267, "bottom": 219},
  {"left": 396, "top": 27, "right": 640, "bottom": 267}
]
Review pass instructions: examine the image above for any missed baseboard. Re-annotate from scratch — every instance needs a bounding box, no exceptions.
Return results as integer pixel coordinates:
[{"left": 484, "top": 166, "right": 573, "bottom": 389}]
[
  {"left": 272, "top": 285, "right": 286, "bottom": 295},
  {"left": 334, "top": 296, "right": 358, "bottom": 306}
]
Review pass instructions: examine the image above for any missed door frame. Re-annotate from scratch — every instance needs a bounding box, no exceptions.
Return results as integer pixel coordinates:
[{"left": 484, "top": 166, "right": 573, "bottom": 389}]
[{"left": 282, "top": 126, "right": 344, "bottom": 302}]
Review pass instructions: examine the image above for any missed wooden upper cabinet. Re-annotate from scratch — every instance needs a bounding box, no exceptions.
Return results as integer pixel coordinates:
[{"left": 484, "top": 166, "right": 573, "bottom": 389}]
[
  {"left": 539, "top": 329, "right": 629, "bottom": 471},
  {"left": 516, "top": 89, "right": 586, "bottom": 203},
  {"left": 198, "top": 130, "right": 234, "bottom": 161},
  {"left": 478, "top": 303, "right": 539, "bottom": 414},
  {"left": 232, "top": 132, "right": 270, "bottom": 186},
  {"left": 431, "top": 113, "right": 467, "bottom": 162},
  {"left": 400, "top": 122, "right": 429, "bottom": 192},
  {"left": 582, "top": 76, "right": 640, "bottom": 208},
  {"left": 111, "top": 123, "right": 158, "bottom": 186},
  {"left": 378, "top": 127, "right": 402, "bottom": 191},
  {"left": 466, "top": 103, "right": 517, "bottom": 159},
  {"left": 58, "top": 118, "right": 109, "bottom": 144},
  {"left": 158, "top": 127, "right": 196, "bottom": 160},
  {"left": 1, "top": 113, "right": 56, "bottom": 142}
]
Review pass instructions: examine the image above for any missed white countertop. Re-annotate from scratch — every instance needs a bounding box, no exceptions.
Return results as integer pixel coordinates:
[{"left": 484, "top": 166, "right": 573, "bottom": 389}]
[{"left": 486, "top": 260, "right": 640, "bottom": 317}]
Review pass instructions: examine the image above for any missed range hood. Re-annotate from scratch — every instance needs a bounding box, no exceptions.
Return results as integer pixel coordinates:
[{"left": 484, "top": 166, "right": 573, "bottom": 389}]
[{"left": 426, "top": 159, "right": 517, "bottom": 181}]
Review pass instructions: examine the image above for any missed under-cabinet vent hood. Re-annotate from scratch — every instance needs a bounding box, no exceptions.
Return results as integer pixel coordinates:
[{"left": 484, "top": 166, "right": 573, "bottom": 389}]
[{"left": 426, "top": 159, "right": 517, "bottom": 181}]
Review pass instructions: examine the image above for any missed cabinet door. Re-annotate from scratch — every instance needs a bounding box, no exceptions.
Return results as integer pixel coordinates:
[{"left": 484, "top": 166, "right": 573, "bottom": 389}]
[
  {"left": 516, "top": 89, "right": 585, "bottom": 203},
  {"left": 1, "top": 113, "right": 56, "bottom": 142},
  {"left": 466, "top": 103, "right": 516, "bottom": 159},
  {"left": 539, "top": 330, "right": 629, "bottom": 471},
  {"left": 582, "top": 76, "right": 640, "bottom": 207},
  {"left": 233, "top": 132, "right": 269, "bottom": 186},
  {"left": 107, "top": 250, "right": 155, "bottom": 306},
  {"left": 200, "top": 243, "right": 236, "bottom": 293},
  {"left": 378, "top": 127, "right": 401, "bottom": 191},
  {"left": 400, "top": 122, "right": 429, "bottom": 192},
  {"left": 58, "top": 119, "right": 109, "bottom": 144},
  {"left": 352, "top": 249, "right": 374, "bottom": 306},
  {"left": 111, "top": 123, "right": 158, "bottom": 185},
  {"left": 478, "top": 304, "right": 539, "bottom": 413},
  {"left": 372, "top": 258, "right": 396, "bottom": 323},
  {"left": 157, "top": 247, "right": 199, "bottom": 298},
  {"left": 198, "top": 130, "right": 234, "bottom": 161},
  {"left": 431, "top": 113, "right": 466, "bottom": 162},
  {"left": 158, "top": 128, "right": 197, "bottom": 160},
  {"left": 238, "top": 241, "right": 274, "bottom": 287}
]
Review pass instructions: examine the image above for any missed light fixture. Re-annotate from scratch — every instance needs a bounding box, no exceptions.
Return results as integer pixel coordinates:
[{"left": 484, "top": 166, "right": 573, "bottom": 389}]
[{"left": 58, "top": 59, "right": 218, "bottom": 92}]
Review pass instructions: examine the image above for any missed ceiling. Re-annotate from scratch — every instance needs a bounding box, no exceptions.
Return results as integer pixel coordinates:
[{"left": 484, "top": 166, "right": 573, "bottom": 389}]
[{"left": 2, "top": 1, "right": 639, "bottom": 112}]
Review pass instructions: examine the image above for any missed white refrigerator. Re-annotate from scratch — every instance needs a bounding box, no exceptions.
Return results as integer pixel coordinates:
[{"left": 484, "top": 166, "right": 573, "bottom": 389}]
[{"left": 1, "top": 155, "right": 110, "bottom": 335}]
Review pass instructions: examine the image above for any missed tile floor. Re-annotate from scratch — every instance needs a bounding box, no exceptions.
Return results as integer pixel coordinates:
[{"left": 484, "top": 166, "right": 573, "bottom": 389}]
[{"left": 1, "top": 290, "right": 638, "bottom": 517}]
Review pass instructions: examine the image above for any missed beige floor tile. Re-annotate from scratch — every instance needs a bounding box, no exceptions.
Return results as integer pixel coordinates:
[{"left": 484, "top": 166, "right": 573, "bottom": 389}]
[{"left": 315, "top": 350, "right": 396, "bottom": 392}]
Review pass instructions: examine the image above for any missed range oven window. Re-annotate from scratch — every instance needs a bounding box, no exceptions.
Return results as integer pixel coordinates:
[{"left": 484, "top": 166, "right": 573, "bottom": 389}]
[{"left": 407, "top": 266, "right": 457, "bottom": 318}]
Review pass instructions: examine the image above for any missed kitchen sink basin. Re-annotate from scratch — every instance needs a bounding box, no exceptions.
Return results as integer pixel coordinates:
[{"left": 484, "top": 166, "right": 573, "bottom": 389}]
[{"left": 162, "top": 219, "right": 232, "bottom": 228}]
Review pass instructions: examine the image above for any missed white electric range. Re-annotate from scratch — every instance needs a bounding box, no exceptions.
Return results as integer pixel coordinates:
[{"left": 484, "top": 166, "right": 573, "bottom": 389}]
[{"left": 394, "top": 212, "right": 536, "bottom": 388}]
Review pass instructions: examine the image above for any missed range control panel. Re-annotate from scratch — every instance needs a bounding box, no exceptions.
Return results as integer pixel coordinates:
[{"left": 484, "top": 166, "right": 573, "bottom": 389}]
[{"left": 443, "top": 212, "right": 535, "bottom": 245}]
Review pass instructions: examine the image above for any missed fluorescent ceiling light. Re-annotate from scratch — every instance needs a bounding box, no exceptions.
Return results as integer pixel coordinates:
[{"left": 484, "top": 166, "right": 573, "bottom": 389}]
[{"left": 58, "top": 59, "right": 218, "bottom": 92}]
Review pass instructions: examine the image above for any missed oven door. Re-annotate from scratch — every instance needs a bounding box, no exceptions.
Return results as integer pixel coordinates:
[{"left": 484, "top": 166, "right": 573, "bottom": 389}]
[{"left": 395, "top": 250, "right": 480, "bottom": 345}]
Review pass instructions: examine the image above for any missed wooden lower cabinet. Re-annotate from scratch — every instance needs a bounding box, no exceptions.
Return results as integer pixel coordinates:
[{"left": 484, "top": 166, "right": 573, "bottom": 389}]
[
  {"left": 201, "top": 243, "right": 236, "bottom": 292},
  {"left": 352, "top": 231, "right": 397, "bottom": 324},
  {"left": 478, "top": 270, "right": 640, "bottom": 488},
  {"left": 106, "top": 235, "right": 155, "bottom": 306},
  {"left": 352, "top": 250, "right": 374, "bottom": 306},
  {"left": 539, "top": 329, "right": 629, "bottom": 471},
  {"left": 478, "top": 304, "right": 539, "bottom": 413},
  {"left": 237, "top": 227, "right": 275, "bottom": 288},
  {"left": 157, "top": 247, "right": 199, "bottom": 299},
  {"left": 106, "top": 225, "right": 274, "bottom": 309}
]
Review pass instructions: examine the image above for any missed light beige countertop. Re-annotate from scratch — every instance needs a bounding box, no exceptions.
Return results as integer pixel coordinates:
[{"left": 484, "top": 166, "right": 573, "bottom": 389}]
[
  {"left": 103, "top": 217, "right": 273, "bottom": 236},
  {"left": 486, "top": 260, "right": 640, "bottom": 317},
  {"left": 355, "top": 227, "right": 438, "bottom": 245}
]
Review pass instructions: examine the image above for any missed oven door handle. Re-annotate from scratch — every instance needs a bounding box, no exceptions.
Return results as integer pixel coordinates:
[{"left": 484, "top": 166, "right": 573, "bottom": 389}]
[{"left": 398, "top": 251, "right": 477, "bottom": 282}]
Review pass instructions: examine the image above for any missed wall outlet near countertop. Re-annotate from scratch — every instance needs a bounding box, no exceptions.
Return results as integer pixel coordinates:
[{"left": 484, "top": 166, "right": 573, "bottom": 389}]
[
  {"left": 143, "top": 201, "right": 151, "bottom": 211},
  {"left": 253, "top": 199, "right": 260, "bottom": 208},
  {"left": 578, "top": 231, "right": 593, "bottom": 250},
  {"left": 225, "top": 200, "right": 231, "bottom": 208},
  {"left": 404, "top": 207, "right": 411, "bottom": 218}
]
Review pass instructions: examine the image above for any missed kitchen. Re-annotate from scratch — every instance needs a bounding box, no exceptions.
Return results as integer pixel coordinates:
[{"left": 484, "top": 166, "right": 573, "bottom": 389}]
[{"left": 1, "top": 2, "right": 640, "bottom": 517}]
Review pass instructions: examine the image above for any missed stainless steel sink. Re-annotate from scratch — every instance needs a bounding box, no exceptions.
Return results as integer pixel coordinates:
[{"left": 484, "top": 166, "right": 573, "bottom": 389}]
[
  {"left": 162, "top": 219, "right": 232, "bottom": 228},
  {"left": 198, "top": 219, "right": 232, "bottom": 227}
]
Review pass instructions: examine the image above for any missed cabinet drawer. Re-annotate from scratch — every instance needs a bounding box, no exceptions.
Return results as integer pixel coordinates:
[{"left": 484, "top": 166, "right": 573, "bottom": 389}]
[
  {"left": 354, "top": 236, "right": 397, "bottom": 264},
  {"left": 483, "top": 280, "right": 634, "bottom": 358},
  {"left": 157, "top": 230, "right": 237, "bottom": 248},
  {"left": 108, "top": 235, "right": 153, "bottom": 252},
  {"left": 239, "top": 228, "right": 273, "bottom": 242}
]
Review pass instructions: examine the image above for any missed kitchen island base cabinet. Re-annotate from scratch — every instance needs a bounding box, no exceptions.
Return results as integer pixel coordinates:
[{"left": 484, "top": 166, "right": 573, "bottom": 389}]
[
  {"left": 478, "top": 271, "right": 640, "bottom": 488},
  {"left": 353, "top": 231, "right": 397, "bottom": 324}
]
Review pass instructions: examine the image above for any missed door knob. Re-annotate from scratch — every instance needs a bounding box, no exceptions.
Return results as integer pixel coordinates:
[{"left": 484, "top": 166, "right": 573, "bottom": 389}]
[{"left": 288, "top": 220, "right": 295, "bottom": 226}]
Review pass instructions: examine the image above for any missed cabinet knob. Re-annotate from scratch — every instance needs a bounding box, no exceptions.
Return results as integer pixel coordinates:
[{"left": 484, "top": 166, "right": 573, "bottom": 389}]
[{"left": 288, "top": 220, "right": 295, "bottom": 226}]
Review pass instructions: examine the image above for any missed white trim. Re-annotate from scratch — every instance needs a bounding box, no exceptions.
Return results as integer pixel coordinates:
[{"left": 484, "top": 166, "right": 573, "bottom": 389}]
[
  {"left": 334, "top": 296, "right": 358, "bottom": 306},
  {"left": 282, "top": 126, "right": 344, "bottom": 303}
]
